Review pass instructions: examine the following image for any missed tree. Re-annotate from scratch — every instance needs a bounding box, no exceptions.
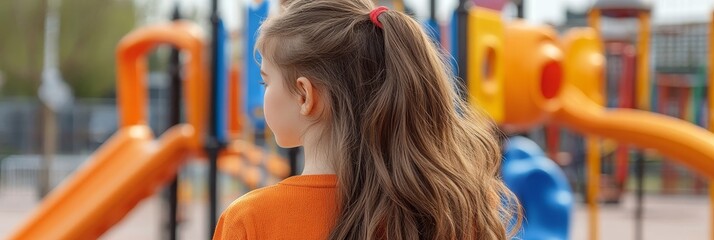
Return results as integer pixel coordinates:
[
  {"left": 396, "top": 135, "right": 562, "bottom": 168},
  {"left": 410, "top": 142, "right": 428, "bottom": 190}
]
[
  {"left": 0, "top": 0, "right": 47, "bottom": 96},
  {"left": 0, "top": 0, "right": 135, "bottom": 98}
]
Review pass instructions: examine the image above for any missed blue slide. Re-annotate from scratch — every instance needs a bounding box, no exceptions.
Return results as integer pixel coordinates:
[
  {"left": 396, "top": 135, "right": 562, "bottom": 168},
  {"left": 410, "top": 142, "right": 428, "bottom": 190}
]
[{"left": 502, "top": 136, "right": 573, "bottom": 240}]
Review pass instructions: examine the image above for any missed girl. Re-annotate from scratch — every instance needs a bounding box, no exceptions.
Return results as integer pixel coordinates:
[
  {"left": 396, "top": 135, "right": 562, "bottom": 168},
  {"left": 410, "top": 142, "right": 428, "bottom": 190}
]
[{"left": 214, "top": 0, "right": 520, "bottom": 239}]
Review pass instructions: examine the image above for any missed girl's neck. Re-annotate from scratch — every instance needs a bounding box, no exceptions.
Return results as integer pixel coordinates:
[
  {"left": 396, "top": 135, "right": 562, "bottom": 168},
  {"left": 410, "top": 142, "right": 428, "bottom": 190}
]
[{"left": 300, "top": 134, "right": 336, "bottom": 175}]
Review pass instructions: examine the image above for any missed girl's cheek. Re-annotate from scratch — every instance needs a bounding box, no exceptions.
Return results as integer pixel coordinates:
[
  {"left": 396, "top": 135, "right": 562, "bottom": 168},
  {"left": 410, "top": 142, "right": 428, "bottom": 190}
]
[
  {"left": 263, "top": 87, "right": 275, "bottom": 129},
  {"left": 262, "top": 86, "right": 299, "bottom": 147}
]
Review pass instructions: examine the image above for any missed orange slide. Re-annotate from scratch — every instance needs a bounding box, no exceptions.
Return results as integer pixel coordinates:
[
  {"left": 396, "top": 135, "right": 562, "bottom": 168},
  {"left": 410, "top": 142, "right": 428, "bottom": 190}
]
[
  {"left": 556, "top": 86, "right": 714, "bottom": 179},
  {"left": 10, "top": 125, "right": 195, "bottom": 239},
  {"left": 9, "top": 21, "right": 209, "bottom": 240},
  {"left": 556, "top": 28, "right": 714, "bottom": 178}
]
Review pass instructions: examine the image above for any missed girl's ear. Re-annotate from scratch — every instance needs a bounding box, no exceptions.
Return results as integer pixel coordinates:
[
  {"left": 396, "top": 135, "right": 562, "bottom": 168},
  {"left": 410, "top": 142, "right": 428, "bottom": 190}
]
[{"left": 295, "top": 77, "right": 318, "bottom": 116}]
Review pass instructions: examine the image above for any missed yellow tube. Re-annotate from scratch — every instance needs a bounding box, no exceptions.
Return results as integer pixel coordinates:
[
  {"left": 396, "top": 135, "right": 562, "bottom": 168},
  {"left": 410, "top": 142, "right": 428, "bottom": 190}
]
[
  {"left": 637, "top": 12, "right": 651, "bottom": 110},
  {"left": 588, "top": 10, "right": 601, "bottom": 38}
]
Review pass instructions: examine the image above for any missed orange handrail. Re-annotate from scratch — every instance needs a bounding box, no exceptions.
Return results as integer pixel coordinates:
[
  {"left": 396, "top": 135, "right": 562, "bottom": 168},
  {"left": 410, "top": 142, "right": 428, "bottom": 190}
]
[{"left": 116, "top": 21, "right": 208, "bottom": 149}]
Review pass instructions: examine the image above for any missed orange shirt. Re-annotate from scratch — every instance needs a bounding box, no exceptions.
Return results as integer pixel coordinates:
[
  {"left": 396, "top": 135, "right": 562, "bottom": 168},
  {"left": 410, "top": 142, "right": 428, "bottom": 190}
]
[{"left": 213, "top": 174, "right": 338, "bottom": 239}]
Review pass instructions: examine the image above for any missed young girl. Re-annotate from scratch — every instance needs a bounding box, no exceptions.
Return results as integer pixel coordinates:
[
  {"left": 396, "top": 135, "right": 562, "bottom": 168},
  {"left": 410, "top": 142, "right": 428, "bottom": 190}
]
[{"left": 214, "top": 0, "right": 520, "bottom": 239}]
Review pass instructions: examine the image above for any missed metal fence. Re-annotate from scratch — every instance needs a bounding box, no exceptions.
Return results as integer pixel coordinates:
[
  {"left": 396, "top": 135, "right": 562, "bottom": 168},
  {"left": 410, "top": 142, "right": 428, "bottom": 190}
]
[
  {"left": 0, "top": 154, "right": 86, "bottom": 199},
  {"left": 0, "top": 96, "right": 174, "bottom": 155},
  {"left": 0, "top": 94, "right": 171, "bottom": 199}
]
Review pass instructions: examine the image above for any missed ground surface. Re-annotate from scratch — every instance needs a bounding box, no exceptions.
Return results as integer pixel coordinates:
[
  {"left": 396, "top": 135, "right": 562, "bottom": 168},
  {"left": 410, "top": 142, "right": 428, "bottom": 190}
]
[{"left": 0, "top": 190, "right": 709, "bottom": 240}]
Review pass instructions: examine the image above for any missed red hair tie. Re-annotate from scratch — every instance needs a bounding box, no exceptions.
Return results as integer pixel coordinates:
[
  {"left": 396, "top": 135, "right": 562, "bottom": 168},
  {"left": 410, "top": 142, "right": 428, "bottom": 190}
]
[{"left": 369, "top": 6, "right": 389, "bottom": 29}]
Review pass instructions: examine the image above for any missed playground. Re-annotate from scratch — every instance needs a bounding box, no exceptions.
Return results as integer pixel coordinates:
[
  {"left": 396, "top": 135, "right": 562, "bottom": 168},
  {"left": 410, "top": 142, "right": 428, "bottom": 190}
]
[{"left": 1, "top": 0, "right": 714, "bottom": 239}]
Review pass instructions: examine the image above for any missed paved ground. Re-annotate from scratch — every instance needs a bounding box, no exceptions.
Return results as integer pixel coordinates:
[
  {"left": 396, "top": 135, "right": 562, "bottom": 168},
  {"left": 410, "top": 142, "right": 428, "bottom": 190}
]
[
  {"left": 571, "top": 194, "right": 709, "bottom": 240},
  {"left": 1, "top": 189, "right": 710, "bottom": 240}
]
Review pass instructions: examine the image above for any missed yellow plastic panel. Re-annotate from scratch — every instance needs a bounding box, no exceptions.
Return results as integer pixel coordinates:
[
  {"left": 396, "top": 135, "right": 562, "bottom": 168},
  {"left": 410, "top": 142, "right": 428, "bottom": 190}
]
[{"left": 467, "top": 7, "right": 505, "bottom": 122}]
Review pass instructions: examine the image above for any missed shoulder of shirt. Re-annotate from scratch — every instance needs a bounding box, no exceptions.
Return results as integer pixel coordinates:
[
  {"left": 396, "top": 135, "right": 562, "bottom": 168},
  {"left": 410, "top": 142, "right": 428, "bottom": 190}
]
[
  {"left": 222, "top": 184, "right": 285, "bottom": 219},
  {"left": 216, "top": 185, "right": 285, "bottom": 239}
]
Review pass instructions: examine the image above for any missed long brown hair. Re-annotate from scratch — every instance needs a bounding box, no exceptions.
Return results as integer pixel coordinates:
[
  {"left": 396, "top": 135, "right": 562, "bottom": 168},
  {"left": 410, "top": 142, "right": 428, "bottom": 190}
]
[{"left": 257, "top": 0, "right": 520, "bottom": 239}]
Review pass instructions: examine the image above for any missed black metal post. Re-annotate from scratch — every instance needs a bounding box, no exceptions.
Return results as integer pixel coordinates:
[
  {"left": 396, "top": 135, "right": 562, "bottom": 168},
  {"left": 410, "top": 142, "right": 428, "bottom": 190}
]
[
  {"left": 429, "top": 0, "right": 436, "bottom": 21},
  {"left": 166, "top": 5, "right": 182, "bottom": 240},
  {"left": 634, "top": 150, "right": 645, "bottom": 240},
  {"left": 516, "top": 0, "right": 525, "bottom": 18},
  {"left": 208, "top": 0, "right": 221, "bottom": 238},
  {"left": 456, "top": 0, "right": 469, "bottom": 100}
]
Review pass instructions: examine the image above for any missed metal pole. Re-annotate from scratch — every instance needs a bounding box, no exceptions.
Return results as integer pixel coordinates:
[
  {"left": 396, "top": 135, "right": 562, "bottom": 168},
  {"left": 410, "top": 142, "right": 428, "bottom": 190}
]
[
  {"left": 207, "top": 144, "right": 219, "bottom": 239},
  {"left": 165, "top": 5, "right": 182, "bottom": 239},
  {"left": 634, "top": 151, "right": 645, "bottom": 240},
  {"left": 586, "top": 9, "right": 602, "bottom": 240},
  {"left": 586, "top": 136, "right": 601, "bottom": 240},
  {"left": 39, "top": 0, "right": 63, "bottom": 200},
  {"left": 40, "top": 105, "right": 56, "bottom": 199},
  {"left": 456, "top": 0, "right": 469, "bottom": 100},
  {"left": 633, "top": 11, "right": 652, "bottom": 240},
  {"left": 429, "top": 0, "right": 436, "bottom": 21},
  {"left": 208, "top": 0, "right": 221, "bottom": 237},
  {"left": 516, "top": 0, "right": 524, "bottom": 18}
]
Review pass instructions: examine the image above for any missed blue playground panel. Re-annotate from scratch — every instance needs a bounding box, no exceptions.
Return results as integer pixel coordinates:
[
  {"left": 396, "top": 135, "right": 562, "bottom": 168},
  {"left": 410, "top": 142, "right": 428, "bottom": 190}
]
[
  {"left": 449, "top": 11, "right": 459, "bottom": 74},
  {"left": 502, "top": 136, "right": 573, "bottom": 240},
  {"left": 245, "top": 1, "right": 269, "bottom": 132}
]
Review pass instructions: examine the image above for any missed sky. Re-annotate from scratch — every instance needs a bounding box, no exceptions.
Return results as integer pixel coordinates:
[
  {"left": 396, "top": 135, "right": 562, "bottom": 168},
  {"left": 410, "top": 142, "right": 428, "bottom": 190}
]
[
  {"left": 403, "top": 0, "right": 714, "bottom": 25},
  {"left": 135, "top": 0, "right": 714, "bottom": 31}
]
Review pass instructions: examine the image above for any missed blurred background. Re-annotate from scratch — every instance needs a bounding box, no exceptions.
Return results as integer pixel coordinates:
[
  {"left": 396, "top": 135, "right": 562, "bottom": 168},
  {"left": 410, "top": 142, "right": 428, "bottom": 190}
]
[{"left": 1, "top": 0, "right": 714, "bottom": 239}]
